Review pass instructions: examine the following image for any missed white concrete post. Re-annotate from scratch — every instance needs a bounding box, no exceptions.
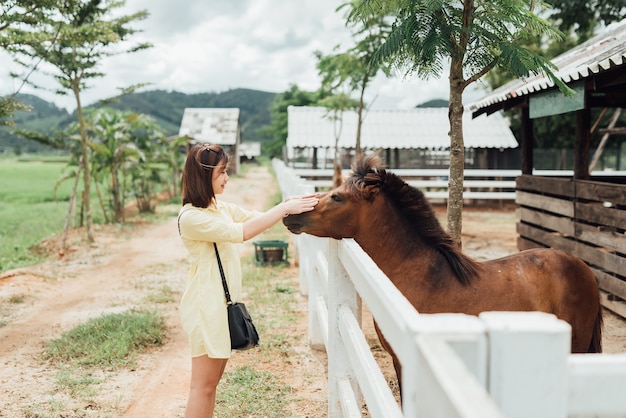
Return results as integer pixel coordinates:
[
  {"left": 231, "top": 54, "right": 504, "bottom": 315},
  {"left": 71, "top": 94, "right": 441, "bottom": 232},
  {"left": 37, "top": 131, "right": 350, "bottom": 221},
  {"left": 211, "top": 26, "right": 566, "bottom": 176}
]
[
  {"left": 327, "top": 239, "right": 362, "bottom": 417},
  {"left": 402, "top": 314, "right": 490, "bottom": 417},
  {"left": 568, "top": 353, "right": 626, "bottom": 416},
  {"left": 480, "top": 312, "right": 570, "bottom": 418},
  {"left": 306, "top": 235, "right": 328, "bottom": 351},
  {"left": 294, "top": 183, "right": 316, "bottom": 295}
]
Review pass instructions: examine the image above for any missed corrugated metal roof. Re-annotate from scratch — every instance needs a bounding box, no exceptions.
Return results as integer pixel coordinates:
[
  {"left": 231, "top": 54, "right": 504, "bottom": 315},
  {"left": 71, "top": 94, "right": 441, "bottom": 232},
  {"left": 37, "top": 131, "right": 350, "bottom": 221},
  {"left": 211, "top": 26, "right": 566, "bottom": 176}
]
[
  {"left": 468, "top": 20, "right": 626, "bottom": 114},
  {"left": 287, "top": 106, "right": 518, "bottom": 150},
  {"left": 178, "top": 108, "right": 240, "bottom": 145}
]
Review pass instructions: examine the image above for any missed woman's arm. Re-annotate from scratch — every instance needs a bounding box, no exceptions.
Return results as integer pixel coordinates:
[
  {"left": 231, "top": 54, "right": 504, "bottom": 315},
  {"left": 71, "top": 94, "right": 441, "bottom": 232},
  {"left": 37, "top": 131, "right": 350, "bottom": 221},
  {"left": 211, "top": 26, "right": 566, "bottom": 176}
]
[{"left": 242, "top": 195, "right": 318, "bottom": 241}]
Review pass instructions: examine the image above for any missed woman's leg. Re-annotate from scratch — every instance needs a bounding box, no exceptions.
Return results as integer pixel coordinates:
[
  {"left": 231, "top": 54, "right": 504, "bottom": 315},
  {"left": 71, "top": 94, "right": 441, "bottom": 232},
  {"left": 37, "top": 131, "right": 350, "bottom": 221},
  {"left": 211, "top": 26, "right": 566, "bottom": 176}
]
[{"left": 185, "top": 355, "right": 228, "bottom": 418}]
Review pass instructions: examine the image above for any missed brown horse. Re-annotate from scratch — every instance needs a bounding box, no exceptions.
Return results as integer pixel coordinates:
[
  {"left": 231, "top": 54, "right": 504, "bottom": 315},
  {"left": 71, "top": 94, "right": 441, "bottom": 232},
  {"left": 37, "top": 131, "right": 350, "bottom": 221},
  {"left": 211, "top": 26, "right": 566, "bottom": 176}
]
[{"left": 283, "top": 154, "right": 603, "bottom": 390}]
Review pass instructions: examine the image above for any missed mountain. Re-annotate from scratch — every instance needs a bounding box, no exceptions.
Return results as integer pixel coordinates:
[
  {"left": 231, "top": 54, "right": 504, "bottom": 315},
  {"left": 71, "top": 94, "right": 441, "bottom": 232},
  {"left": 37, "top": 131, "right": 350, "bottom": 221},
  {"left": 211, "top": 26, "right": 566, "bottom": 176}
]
[
  {"left": 95, "top": 88, "right": 277, "bottom": 138},
  {"left": 0, "top": 88, "right": 277, "bottom": 154},
  {"left": 416, "top": 99, "right": 449, "bottom": 108}
]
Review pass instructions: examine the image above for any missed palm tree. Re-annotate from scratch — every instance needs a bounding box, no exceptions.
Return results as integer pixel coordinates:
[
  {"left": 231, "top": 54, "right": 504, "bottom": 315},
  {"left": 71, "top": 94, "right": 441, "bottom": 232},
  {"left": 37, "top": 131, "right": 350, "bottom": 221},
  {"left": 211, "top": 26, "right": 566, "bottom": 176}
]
[{"left": 88, "top": 108, "right": 142, "bottom": 223}]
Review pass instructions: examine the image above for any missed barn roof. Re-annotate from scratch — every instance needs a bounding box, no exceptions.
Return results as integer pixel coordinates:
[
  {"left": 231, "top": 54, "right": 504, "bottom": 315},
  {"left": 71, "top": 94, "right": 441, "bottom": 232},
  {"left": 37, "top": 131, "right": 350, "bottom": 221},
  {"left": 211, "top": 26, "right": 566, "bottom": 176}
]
[
  {"left": 287, "top": 106, "right": 518, "bottom": 150},
  {"left": 178, "top": 108, "right": 240, "bottom": 145},
  {"left": 468, "top": 20, "right": 626, "bottom": 116}
]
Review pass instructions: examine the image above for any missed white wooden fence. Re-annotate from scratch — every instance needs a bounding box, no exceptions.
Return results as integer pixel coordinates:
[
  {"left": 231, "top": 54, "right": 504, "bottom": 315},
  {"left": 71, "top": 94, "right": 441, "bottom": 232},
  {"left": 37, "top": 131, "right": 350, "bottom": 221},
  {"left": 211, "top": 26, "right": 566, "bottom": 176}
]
[
  {"left": 290, "top": 166, "right": 626, "bottom": 201},
  {"left": 291, "top": 167, "right": 519, "bottom": 200},
  {"left": 272, "top": 159, "right": 626, "bottom": 418}
]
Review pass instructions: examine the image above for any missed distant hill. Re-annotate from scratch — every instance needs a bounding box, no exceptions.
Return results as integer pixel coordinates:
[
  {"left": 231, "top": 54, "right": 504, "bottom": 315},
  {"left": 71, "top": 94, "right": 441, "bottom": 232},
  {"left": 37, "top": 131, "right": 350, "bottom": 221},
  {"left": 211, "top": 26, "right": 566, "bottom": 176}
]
[
  {"left": 95, "top": 88, "right": 277, "bottom": 138},
  {"left": 0, "top": 88, "right": 277, "bottom": 154},
  {"left": 416, "top": 99, "right": 448, "bottom": 108}
]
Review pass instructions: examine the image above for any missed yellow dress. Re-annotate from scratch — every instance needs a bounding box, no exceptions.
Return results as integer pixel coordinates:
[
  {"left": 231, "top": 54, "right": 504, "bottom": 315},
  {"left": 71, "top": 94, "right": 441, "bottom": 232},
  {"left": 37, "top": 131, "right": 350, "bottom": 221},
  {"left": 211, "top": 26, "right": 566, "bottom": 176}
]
[{"left": 178, "top": 201, "right": 260, "bottom": 358}]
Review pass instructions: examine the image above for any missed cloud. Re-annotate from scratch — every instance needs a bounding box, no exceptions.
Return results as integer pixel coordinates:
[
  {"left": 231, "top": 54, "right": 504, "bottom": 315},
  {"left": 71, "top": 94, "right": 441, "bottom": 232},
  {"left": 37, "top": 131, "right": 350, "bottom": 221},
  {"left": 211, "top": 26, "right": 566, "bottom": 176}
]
[{"left": 0, "top": 0, "right": 478, "bottom": 112}]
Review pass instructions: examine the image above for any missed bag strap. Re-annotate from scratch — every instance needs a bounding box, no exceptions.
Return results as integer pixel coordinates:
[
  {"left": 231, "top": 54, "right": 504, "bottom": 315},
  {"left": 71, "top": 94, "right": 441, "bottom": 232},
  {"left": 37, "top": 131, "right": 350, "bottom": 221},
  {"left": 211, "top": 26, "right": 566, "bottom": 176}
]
[
  {"left": 214, "top": 242, "right": 233, "bottom": 305},
  {"left": 177, "top": 206, "right": 190, "bottom": 236}
]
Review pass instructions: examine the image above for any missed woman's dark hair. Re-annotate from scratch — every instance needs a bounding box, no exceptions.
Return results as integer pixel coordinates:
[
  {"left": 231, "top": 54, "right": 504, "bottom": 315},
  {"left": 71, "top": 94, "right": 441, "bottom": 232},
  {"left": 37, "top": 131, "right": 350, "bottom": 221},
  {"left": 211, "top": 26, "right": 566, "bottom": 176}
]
[{"left": 181, "top": 144, "right": 229, "bottom": 207}]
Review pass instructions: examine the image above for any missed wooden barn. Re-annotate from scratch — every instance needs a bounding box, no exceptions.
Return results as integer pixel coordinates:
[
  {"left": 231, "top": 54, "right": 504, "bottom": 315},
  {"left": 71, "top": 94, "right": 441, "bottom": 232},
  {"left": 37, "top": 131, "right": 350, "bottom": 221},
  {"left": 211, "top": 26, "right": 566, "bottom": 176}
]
[
  {"left": 468, "top": 20, "right": 626, "bottom": 316},
  {"left": 178, "top": 108, "right": 241, "bottom": 174},
  {"left": 286, "top": 106, "right": 519, "bottom": 169}
]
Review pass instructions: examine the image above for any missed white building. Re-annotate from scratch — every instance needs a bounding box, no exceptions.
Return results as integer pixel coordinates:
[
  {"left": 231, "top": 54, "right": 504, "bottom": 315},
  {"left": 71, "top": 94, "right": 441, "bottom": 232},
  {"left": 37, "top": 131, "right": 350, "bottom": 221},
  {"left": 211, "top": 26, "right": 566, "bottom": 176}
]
[
  {"left": 178, "top": 108, "right": 241, "bottom": 174},
  {"left": 286, "top": 106, "right": 519, "bottom": 169}
]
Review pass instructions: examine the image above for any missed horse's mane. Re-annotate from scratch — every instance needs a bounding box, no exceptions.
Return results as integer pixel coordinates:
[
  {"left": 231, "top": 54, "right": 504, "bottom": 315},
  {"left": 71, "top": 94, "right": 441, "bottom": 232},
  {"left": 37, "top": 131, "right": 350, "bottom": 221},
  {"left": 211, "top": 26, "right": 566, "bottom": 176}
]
[{"left": 346, "top": 154, "right": 481, "bottom": 285}]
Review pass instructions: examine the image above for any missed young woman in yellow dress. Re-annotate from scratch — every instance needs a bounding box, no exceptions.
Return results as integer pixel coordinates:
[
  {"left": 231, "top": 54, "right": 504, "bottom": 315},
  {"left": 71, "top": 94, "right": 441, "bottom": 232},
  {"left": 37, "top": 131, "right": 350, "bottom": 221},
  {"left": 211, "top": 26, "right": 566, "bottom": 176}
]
[{"left": 178, "top": 143, "right": 318, "bottom": 417}]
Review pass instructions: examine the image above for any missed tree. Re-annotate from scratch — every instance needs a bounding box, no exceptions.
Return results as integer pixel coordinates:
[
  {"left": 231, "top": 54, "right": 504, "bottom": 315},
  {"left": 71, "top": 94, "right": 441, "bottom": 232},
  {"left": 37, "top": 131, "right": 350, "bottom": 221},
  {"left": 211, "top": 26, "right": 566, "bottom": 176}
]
[
  {"left": 482, "top": 1, "right": 626, "bottom": 159},
  {"left": 350, "top": 0, "right": 570, "bottom": 247},
  {"left": 548, "top": 0, "right": 626, "bottom": 42},
  {"left": 0, "top": 0, "right": 58, "bottom": 125},
  {"left": 3, "top": 0, "right": 150, "bottom": 242},
  {"left": 316, "top": 91, "right": 360, "bottom": 187},
  {"left": 154, "top": 134, "right": 188, "bottom": 199},
  {"left": 317, "top": 2, "right": 392, "bottom": 157},
  {"left": 261, "top": 84, "right": 322, "bottom": 158},
  {"left": 87, "top": 107, "right": 141, "bottom": 223},
  {"left": 315, "top": 49, "right": 361, "bottom": 185}
]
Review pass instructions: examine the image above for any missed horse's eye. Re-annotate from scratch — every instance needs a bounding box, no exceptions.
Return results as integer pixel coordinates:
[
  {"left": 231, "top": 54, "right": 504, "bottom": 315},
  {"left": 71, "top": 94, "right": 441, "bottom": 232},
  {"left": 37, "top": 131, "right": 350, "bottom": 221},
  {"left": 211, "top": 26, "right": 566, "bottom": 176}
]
[{"left": 331, "top": 193, "right": 342, "bottom": 203}]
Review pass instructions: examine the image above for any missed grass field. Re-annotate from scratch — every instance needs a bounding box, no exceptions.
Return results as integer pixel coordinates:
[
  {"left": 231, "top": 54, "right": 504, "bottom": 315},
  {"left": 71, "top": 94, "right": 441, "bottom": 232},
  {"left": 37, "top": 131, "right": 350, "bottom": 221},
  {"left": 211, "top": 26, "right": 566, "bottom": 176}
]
[{"left": 0, "top": 158, "right": 83, "bottom": 272}]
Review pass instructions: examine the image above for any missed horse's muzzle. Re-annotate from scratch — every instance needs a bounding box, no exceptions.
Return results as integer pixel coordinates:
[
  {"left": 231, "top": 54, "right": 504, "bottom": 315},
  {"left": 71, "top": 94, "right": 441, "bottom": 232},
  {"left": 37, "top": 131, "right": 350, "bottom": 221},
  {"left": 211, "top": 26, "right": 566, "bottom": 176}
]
[{"left": 282, "top": 215, "right": 304, "bottom": 234}]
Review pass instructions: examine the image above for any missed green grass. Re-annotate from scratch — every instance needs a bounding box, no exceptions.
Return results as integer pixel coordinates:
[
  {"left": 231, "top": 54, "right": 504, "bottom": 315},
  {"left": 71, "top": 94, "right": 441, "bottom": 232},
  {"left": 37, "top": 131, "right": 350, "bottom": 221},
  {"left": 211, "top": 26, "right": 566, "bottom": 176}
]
[
  {"left": 0, "top": 159, "right": 77, "bottom": 272},
  {"left": 0, "top": 159, "right": 74, "bottom": 204},
  {"left": 145, "top": 284, "right": 177, "bottom": 304},
  {"left": 8, "top": 294, "right": 26, "bottom": 304},
  {"left": 55, "top": 368, "right": 102, "bottom": 398},
  {"left": 45, "top": 309, "right": 166, "bottom": 369},
  {"left": 216, "top": 366, "right": 292, "bottom": 417},
  {"left": 0, "top": 158, "right": 175, "bottom": 273}
]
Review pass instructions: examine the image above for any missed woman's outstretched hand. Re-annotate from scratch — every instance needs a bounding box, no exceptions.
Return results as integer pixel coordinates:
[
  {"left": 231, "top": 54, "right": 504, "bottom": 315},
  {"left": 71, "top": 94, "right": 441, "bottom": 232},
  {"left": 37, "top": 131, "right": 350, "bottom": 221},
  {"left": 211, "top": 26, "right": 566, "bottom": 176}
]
[
  {"left": 243, "top": 194, "right": 320, "bottom": 241},
  {"left": 283, "top": 194, "right": 319, "bottom": 215}
]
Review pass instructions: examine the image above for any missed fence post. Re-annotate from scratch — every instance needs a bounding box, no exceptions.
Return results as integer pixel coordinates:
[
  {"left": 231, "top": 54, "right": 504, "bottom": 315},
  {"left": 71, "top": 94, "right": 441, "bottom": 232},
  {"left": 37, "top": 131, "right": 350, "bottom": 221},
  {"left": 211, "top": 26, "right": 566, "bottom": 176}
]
[
  {"left": 327, "top": 238, "right": 362, "bottom": 417},
  {"left": 568, "top": 354, "right": 626, "bottom": 416},
  {"left": 294, "top": 183, "right": 316, "bottom": 296},
  {"left": 307, "top": 235, "right": 328, "bottom": 351},
  {"left": 480, "top": 312, "right": 570, "bottom": 418},
  {"left": 402, "top": 314, "right": 490, "bottom": 417}
]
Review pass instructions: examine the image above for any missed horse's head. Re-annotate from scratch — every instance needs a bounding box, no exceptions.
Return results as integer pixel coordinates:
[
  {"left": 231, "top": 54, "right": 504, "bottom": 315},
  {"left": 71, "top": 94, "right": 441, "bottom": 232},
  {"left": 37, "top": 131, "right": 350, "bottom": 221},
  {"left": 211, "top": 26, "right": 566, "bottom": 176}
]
[{"left": 283, "top": 154, "right": 384, "bottom": 239}]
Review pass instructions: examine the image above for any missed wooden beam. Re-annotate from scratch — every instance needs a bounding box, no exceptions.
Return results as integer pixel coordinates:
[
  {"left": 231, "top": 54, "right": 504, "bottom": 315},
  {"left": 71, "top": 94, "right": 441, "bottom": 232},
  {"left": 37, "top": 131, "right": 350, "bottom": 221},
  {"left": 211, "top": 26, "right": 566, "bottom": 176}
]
[
  {"left": 520, "top": 106, "right": 534, "bottom": 175},
  {"left": 574, "top": 106, "right": 591, "bottom": 180},
  {"left": 599, "top": 127, "right": 626, "bottom": 135}
]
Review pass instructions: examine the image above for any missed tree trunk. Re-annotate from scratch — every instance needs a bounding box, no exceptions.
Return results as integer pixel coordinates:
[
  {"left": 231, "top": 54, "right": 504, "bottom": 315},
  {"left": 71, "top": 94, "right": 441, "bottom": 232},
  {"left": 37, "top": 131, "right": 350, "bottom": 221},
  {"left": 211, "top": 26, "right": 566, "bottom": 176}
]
[
  {"left": 447, "top": 75, "right": 465, "bottom": 248},
  {"left": 112, "top": 166, "right": 123, "bottom": 223},
  {"left": 355, "top": 76, "right": 368, "bottom": 158},
  {"left": 60, "top": 157, "right": 82, "bottom": 254},
  {"left": 94, "top": 180, "right": 110, "bottom": 224},
  {"left": 73, "top": 82, "right": 94, "bottom": 242},
  {"left": 332, "top": 110, "right": 344, "bottom": 188}
]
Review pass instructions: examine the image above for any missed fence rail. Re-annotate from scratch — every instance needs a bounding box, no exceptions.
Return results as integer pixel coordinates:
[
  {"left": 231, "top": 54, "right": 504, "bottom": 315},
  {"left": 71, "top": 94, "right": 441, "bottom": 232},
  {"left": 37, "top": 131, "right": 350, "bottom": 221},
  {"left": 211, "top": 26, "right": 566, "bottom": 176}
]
[{"left": 289, "top": 166, "right": 626, "bottom": 201}]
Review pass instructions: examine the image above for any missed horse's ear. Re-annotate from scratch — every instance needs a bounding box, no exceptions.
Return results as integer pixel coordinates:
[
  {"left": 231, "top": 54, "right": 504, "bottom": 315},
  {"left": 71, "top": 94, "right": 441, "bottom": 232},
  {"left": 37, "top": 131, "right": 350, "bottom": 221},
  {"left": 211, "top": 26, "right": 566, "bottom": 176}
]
[
  {"left": 361, "top": 183, "right": 381, "bottom": 201},
  {"left": 332, "top": 164, "right": 343, "bottom": 188}
]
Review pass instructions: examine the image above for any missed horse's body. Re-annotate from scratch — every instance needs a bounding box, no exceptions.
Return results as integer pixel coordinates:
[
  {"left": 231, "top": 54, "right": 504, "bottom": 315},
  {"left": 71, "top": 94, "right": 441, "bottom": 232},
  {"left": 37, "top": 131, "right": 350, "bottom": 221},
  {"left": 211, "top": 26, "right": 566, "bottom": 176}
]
[{"left": 283, "top": 154, "right": 602, "bottom": 389}]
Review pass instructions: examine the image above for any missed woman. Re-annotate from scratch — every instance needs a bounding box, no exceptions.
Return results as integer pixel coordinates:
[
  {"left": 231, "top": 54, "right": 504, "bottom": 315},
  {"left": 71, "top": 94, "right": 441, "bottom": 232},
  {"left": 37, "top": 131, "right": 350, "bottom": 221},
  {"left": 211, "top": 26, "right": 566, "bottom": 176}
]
[{"left": 177, "top": 143, "right": 318, "bottom": 417}]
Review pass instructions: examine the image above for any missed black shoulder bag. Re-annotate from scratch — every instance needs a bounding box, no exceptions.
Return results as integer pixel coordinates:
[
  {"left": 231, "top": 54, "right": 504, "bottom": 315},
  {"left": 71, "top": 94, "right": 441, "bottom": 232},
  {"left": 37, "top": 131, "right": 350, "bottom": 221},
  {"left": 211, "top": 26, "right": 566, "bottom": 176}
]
[{"left": 214, "top": 243, "right": 260, "bottom": 350}]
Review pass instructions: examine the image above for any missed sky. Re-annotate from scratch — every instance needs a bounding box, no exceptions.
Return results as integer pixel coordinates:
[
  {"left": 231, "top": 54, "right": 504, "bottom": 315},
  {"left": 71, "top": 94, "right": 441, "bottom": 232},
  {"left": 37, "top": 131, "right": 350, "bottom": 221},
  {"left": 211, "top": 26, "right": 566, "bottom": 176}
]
[{"left": 0, "top": 0, "right": 486, "bottom": 112}]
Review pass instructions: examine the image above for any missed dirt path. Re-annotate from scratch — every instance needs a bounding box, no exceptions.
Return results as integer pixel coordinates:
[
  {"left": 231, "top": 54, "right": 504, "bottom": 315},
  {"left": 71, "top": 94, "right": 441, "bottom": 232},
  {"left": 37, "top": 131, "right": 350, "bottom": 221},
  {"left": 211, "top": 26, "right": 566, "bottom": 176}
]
[{"left": 1, "top": 166, "right": 625, "bottom": 417}]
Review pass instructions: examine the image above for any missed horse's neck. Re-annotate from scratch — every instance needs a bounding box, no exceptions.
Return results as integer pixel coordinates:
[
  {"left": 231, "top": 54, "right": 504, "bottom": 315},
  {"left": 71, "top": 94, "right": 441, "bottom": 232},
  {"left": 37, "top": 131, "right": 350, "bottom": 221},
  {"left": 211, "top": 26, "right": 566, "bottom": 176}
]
[{"left": 353, "top": 201, "right": 435, "bottom": 279}]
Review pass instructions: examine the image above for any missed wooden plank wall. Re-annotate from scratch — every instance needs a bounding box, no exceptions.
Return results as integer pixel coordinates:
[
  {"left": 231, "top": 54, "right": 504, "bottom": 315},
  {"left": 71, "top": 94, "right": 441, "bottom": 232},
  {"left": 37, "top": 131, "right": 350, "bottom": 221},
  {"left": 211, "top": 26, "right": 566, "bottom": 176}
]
[{"left": 516, "top": 175, "right": 626, "bottom": 308}]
